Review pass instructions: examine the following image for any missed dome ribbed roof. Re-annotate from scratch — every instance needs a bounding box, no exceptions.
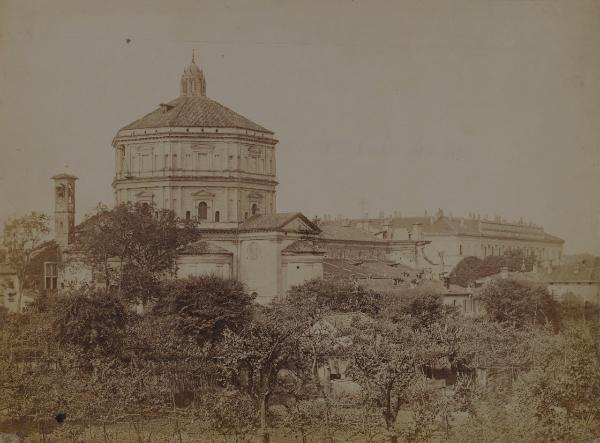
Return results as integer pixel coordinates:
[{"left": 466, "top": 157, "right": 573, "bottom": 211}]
[
  {"left": 119, "top": 95, "right": 272, "bottom": 133},
  {"left": 118, "top": 56, "right": 273, "bottom": 134}
]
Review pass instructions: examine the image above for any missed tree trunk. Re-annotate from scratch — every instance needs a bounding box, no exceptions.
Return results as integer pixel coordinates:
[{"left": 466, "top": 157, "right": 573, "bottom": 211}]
[
  {"left": 322, "top": 398, "right": 334, "bottom": 443},
  {"left": 16, "top": 278, "right": 23, "bottom": 314},
  {"left": 258, "top": 393, "right": 270, "bottom": 443}
]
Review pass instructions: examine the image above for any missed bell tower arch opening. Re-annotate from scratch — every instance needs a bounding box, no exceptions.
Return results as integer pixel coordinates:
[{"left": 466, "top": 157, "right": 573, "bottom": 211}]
[{"left": 51, "top": 173, "right": 78, "bottom": 249}]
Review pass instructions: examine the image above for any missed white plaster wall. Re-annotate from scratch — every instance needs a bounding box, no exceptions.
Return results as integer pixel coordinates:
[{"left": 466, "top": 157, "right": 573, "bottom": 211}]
[{"left": 177, "top": 256, "right": 232, "bottom": 279}]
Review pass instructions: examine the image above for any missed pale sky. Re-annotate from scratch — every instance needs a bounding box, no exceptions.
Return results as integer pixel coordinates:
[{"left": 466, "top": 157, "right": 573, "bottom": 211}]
[{"left": 1, "top": 0, "right": 599, "bottom": 254}]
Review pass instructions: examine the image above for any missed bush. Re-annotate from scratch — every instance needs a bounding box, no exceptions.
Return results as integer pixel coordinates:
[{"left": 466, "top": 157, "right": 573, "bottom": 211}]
[
  {"left": 156, "top": 275, "right": 255, "bottom": 344},
  {"left": 53, "top": 288, "right": 128, "bottom": 352}
]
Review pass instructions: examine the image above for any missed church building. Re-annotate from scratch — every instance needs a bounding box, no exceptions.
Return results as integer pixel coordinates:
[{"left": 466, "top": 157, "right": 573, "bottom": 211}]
[{"left": 77, "top": 56, "right": 323, "bottom": 304}]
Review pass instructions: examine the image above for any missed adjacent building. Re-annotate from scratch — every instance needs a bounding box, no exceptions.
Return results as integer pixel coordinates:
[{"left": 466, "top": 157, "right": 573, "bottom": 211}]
[{"left": 324, "top": 209, "right": 564, "bottom": 274}]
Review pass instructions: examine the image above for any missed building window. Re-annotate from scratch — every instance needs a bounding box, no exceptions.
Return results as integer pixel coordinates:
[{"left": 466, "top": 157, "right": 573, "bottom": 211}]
[
  {"left": 251, "top": 203, "right": 259, "bottom": 215},
  {"left": 459, "top": 244, "right": 463, "bottom": 256},
  {"left": 44, "top": 262, "right": 58, "bottom": 290},
  {"left": 198, "top": 202, "right": 208, "bottom": 220},
  {"left": 185, "top": 211, "right": 190, "bottom": 220},
  {"left": 244, "top": 212, "right": 248, "bottom": 220},
  {"left": 214, "top": 211, "right": 220, "bottom": 222}
]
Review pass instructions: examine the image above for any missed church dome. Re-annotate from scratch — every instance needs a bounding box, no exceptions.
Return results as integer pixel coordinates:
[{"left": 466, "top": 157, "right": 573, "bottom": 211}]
[{"left": 117, "top": 55, "right": 272, "bottom": 134}]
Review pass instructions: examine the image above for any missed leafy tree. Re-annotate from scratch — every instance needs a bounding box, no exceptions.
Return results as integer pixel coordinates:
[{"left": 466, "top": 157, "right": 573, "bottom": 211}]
[
  {"left": 451, "top": 250, "right": 535, "bottom": 287},
  {"left": 75, "top": 202, "right": 199, "bottom": 305},
  {"left": 477, "top": 279, "right": 560, "bottom": 328},
  {"left": 2, "top": 212, "right": 50, "bottom": 312},
  {"left": 218, "top": 305, "right": 313, "bottom": 443},
  {"left": 285, "top": 278, "right": 382, "bottom": 321},
  {"left": 345, "top": 317, "right": 428, "bottom": 443},
  {"left": 156, "top": 275, "right": 255, "bottom": 346},
  {"left": 53, "top": 288, "right": 128, "bottom": 352},
  {"left": 380, "top": 289, "right": 457, "bottom": 328},
  {"left": 452, "top": 326, "right": 600, "bottom": 442}
]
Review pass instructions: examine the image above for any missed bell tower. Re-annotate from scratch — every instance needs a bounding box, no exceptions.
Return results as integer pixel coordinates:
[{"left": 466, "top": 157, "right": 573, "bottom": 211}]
[{"left": 51, "top": 173, "right": 78, "bottom": 248}]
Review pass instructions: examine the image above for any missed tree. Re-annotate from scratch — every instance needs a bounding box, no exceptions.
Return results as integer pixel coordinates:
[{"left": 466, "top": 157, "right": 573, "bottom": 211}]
[
  {"left": 476, "top": 279, "right": 560, "bottom": 329},
  {"left": 2, "top": 212, "right": 50, "bottom": 312},
  {"left": 218, "top": 305, "right": 312, "bottom": 443},
  {"left": 75, "top": 203, "right": 199, "bottom": 305},
  {"left": 285, "top": 278, "right": 382, "bottom": 321},
  {"left": 380, "top": 289, "right": 457, "bottom": 329},
  {"left": 451, "top": 250, "right": 535, "bottom": 287},
  {"left": 156, "top": 275, "right": 255, "bottom": 346},
  {"left": 345, "top": 317, "right": 428, "bottom": 443}
]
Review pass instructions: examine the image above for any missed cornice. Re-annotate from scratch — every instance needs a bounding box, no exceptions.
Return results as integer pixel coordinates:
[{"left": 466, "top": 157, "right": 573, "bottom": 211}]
[
  {"left": 112, "top": 175, "right": 278, "bottom": 188},
  {"left": 112, "top": 130, "right": 278, "bottom": 147}
]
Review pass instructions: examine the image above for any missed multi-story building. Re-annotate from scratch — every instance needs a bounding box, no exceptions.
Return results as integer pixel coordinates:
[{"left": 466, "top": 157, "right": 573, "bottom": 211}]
[{"left": 325, "top": 209, "right": 564, "bottom": 273}]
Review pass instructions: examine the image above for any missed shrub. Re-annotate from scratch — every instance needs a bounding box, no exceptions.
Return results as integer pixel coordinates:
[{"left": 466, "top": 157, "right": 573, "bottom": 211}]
[
  {"left": 156, "top": 275, "right": 255, "bottom": 344},
  {"left": 54, "top": 288, "right": 128, "bottom": 352}
]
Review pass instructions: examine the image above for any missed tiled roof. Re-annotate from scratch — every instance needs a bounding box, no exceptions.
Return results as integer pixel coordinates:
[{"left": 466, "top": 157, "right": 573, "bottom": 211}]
[
  {"left": 323, "top": 258, "right": 416, "bottom": 279},
  {"left": 119, "top": 96, "right": 272, "bottom": 134},
  {"left": 180, "top": 240, "right": 232, "bottom": 255},
  {"left": 282, "top": 240, "right": 325, "bottom": 255},
  {"left": 319, "top": 223, "right": 383, "bottom": 242},
  {"left": 327, "top": 216, "right": 564, "bottom": 243},
  {"left": 542, "top": 258, "right": 600, "bottom": 283},
  {"left": 238, "top": 213, "right": 320, "bottom": 233}
]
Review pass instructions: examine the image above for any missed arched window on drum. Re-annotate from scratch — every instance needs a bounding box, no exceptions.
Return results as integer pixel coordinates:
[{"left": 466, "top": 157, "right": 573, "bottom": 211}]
[{"left": 198, "top": 202, "right": 208, "bottom": 220}]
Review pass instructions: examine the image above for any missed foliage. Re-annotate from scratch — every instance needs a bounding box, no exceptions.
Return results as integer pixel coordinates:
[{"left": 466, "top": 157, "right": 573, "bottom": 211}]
[
  {"left": 451, "top": 250, "right": 535, "bottom": 287},
  {"left": 217, "top": 305, "right": 314, "bottom": 441},
  {"left": 155, "top": 275, "right": 255, "bottom": 346},
  {"left": 477, "top": 279, "right": 560, "bottom": 328},
  {"left": 1, "top": 211, "right": 51, "bottom": 312},
  {"left": 380, "top": 289, "right": 457, "bottom": 328},
  {"left": 53, "top": 288, "right": 128, "bottom": 352},
  {"left": 345, "top": 317, "right": 428, "bottom": 442},
  {"left": 2, "top": 261, "right": 600, "bottom": 442},
  {"left": 451, "top": 326, "right": 600, "bottom": 443},
  {"left": 75, "top": 202, "right": 199, "bottom": 304},
  {"left": 285, "top": 278, "right": 382, "bottom": 321}
]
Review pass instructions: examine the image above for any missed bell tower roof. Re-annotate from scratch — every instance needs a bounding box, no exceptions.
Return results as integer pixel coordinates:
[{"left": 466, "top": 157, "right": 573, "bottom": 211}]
[{"left": 180, "top": 50, "right": 206, "bottom": 97}]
